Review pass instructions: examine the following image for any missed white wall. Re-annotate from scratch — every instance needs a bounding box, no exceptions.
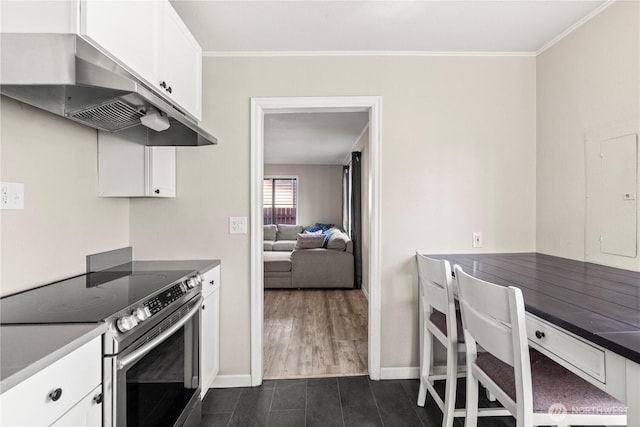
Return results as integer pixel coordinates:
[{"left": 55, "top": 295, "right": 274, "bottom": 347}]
[
  {"left": 0, "top": 97, "right": 130, "bottom": 296},
  {"left": 130, "top": 55, "right": 536, "bottom": 374},
  {"left": 536, "top": 1, "right": 640, "bottom": 269},
  {"left": 264, "top": 164, "right": 342, "bottom": 227}
]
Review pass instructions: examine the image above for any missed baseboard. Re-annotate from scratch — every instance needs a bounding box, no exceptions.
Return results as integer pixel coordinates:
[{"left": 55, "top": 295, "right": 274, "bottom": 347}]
[
  {"left": 361, "top": 286, "right": 369, "bottom": 301},
  {"left": 380, "top": 366, "right": 420, "bottom": 380},
  {"left": 211, "top": 374, "right": 253, "bottom": 388}
]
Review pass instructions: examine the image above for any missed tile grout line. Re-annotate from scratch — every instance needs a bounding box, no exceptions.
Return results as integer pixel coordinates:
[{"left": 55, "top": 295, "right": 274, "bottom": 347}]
[
  {"left": 226, "top": 389, "right": 243, "bottom": 427},
  {"left": 304, "top": 379, "right": 309, "bottom": 427},
  {"left": 266, "top": 381, "right": 277, "bottom": 426},
  {"left": 368, "top": 377, "right": 386, "bottom": 427},
  {"left": 336, "top": 378, "right": 346, "bottom": 427}
]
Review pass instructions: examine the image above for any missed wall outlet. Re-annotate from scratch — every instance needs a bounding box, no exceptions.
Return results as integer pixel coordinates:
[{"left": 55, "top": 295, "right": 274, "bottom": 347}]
[
  {"left": 229, "top": 216, "right": 247, "bottom": 234},
  {"left": 472, "top": 232, "right": 482, "bottom": 248},
  {"left": 0, "top": 182, "right": 25, "bottom": 210}
]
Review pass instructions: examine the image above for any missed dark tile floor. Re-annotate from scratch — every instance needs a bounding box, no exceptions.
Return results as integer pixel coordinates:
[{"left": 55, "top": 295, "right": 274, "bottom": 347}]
[{"left": 199, "top": 376, "right": 516, "bottom": 427}]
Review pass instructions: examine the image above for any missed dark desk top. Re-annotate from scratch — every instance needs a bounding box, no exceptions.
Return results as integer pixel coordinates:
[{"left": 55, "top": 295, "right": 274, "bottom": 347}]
[{"left": 430, "top": 253, "right": 640, "bottom": 364}]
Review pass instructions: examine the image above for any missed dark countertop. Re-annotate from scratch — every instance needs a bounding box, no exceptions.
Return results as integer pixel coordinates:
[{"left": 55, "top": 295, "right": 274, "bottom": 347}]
[
  {"left": 0, "top": 259, "right": 219, "bottom": 394},
  {"left": 0, "top": 323, "right": 107, "bottom": 393},
  {"left": 430, "top": 253, "right": 640, "bottom": 364},
  {"left": 105, "top": 259, "right": 220, "bottom": 274}
]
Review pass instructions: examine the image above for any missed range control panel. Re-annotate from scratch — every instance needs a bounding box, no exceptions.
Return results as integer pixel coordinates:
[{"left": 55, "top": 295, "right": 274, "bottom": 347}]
[{"left": 145, "top": 281, "right": 191, "bottom": 315}]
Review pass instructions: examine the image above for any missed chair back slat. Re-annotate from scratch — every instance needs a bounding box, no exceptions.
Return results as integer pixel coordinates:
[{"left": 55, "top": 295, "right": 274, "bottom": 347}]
[
  {"left": 455, "top": 266, "right": 515, "bottom": 366},
  {"left": 459, "top": 296, "right": 515, "bottom": 365},
  {"left": 415, "top": 253, "right": 451, "bottom": 315}
]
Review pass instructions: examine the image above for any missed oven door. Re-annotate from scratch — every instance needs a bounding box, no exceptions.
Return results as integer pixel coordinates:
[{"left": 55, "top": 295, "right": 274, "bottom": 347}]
[{"left": 111, "top": 295, "right": 202, "bottom": 427}]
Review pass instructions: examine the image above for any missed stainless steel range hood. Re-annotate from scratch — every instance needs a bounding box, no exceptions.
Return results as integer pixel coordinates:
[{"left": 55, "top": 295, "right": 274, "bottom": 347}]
[{"left": 0, "top": 34, "right": 217, "bottom": 146}]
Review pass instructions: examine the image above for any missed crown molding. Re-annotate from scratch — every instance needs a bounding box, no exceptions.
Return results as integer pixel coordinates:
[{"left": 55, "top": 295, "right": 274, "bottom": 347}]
[
  {"left": 537, "top": 0, "right": 615, "bottom": 55},
  {"left": 203, "top": 50, "right": 537, "bottom": 58}
]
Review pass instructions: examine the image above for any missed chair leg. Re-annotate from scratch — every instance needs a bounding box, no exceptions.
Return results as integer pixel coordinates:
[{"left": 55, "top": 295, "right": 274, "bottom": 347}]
[
  {"left": 464, "top": 371, "right": 479, "bottom": 427},
  {"left": 417, "top": 328, "right": 433, "bottom": 407},
  {"left": 442, "top": 344, "right": 458, "bottom": 427}
]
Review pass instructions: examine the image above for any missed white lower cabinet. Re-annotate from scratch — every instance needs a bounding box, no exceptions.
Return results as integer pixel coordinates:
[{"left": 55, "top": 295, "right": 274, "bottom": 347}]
[
  {"left": 0, "top": 337, "right": 102, "bottom": 426},
  {"left": 200, "top": 265, "right": 220, "bottom": 398},
  {"left": 52, "top": 385, "right": 102, "bottom": 426}
]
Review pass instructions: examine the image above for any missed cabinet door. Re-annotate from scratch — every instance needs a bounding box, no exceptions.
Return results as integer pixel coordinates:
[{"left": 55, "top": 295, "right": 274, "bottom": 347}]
[
  {"left": 159, "top": 2, "right": 202, "bottom": 120},
  {"left": 201, "top": 265, "right": 220, "bottom": 299},
  {"left": 200, "top": 267, "right": 220, "bottom": 397},
  {"left": 52, "top": 385, "right": 102, "bottom": 427},
  {"left": 98, "top": 132, "right": 146, "bottom": 197},
  {"left": 146, "top": 146, "right": 176, "bottom": 197},
  {"left": 98, "top": 133, "right": 176, "bottom": 198},
  {"left": 81, "top": 0, "right": 160, "bottom": 85}
]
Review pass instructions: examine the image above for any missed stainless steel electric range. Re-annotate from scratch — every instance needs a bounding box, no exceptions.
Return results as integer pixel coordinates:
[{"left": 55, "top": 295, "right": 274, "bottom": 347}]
[{"left": 0, "top": 267, "right": 204, "bottom": 427}]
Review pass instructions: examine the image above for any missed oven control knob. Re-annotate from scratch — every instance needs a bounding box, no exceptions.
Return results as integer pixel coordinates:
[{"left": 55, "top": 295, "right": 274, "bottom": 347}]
[
  {"left": 180, "top": 282, "right": 188, "bottom": 292},
  {"left": 186, "top": 277, "right": 197, "bottom": 288},
  {"left": 196, "top": 273, "right": 205, "bottom": 284},
  {"left": 133, "top": 307, "right": 151, "bottom": 322},
  {"left": 116, "top": 315, "right": 138, "bottom": 333}
]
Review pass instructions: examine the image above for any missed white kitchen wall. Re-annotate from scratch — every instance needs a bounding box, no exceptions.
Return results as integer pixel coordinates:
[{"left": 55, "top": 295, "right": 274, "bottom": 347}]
[
  {"left": 264, "top": 164, "right": 342, "bottom": 227},
  {"left": 536, "top": 1, "right": 640, "bottom": 270},
  {"left": 129, "top": 54, "right": 536, "bottom": 374},
  {"left": 0, "top": 97, "right": 130, "bottom": 296}
]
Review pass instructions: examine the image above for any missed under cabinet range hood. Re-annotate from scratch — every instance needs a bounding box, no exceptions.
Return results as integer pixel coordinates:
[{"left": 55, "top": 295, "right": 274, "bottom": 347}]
[{"left": 0, "top": 34, "right": 217, "bottom": 146}]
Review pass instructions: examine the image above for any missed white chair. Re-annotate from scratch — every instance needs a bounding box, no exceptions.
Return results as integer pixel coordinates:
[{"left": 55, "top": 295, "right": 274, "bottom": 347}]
[
  {"left": 415, "top": 252, "right": 464, "bottom": 427},
  {"left": 454, "top": 264, "right": 627, "bottom": 427}
]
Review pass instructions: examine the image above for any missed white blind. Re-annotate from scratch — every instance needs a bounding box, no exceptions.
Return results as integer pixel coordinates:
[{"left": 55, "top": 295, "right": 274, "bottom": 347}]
[
  {"left": 264, "top": 178, "right": 297, "bottom": 224},
  {"left": 274, "top": 179, "right": 296, "bottom": 208}
]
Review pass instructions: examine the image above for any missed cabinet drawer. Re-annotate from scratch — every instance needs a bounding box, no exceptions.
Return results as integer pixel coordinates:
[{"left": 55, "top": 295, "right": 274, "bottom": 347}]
[
  {"left": 0, "top": 337, "right": 101, "bottom": 426},
  {"left": 51, "top": 385, "right": 102, "bottom": 427},
  {"left": 526, "top": 315, "right": 605, "bottom": 383}
]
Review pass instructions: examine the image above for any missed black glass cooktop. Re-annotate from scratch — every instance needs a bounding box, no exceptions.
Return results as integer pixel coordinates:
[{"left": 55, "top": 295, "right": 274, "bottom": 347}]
[{"left": 0, "top": 270, "right": 194, "bottom": 324}]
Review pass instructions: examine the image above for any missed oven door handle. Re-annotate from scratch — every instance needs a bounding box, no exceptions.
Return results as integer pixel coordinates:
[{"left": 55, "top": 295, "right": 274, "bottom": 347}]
[{"left": 117, "top": 296, "right": 203, "bottom": 371}]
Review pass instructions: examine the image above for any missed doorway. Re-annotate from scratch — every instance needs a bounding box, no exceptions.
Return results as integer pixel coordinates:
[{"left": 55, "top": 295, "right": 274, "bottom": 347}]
[{"left": 250, "top": 96, "right": 382, "bottom": 386}]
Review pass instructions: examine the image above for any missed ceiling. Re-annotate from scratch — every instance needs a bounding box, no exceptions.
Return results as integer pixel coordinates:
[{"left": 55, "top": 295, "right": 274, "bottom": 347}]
[
  {"left": 171, "top": 1, "right": 608, "bottom": 55},
  {"left": 170, "top": 0, "right": 608, "bottom": 164},
  {"left": 264, "top": 112, "right": 369, "bottom": 164}
]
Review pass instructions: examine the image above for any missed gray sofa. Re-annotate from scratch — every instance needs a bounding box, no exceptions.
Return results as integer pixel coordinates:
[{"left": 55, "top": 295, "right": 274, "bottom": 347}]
[{"left": 263, "top": 224, "right": 354, "bottom": 289}]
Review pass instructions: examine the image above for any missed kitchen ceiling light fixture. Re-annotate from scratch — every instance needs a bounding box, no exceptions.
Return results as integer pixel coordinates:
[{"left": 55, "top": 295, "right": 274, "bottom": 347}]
[{"left": 141, "top": 109, "right": 170, "bottom": 131}]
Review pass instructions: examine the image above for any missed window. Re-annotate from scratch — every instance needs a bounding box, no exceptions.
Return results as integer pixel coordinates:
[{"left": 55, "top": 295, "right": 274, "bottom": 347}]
[{"left": 263, "top": 177, "right": 297, "bottom": 225}]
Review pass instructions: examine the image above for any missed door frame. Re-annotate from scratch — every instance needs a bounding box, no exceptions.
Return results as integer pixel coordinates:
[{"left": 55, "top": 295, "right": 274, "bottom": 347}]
[{"left": 250, "top": 96, "right": 383, "bottom": 385}]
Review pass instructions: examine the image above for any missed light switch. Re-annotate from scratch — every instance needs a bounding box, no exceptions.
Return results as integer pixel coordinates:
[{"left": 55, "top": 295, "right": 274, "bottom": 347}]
[
  {"left": 0, "top": 182, "right": 25, "bottom": 210},
  {"left": 229, "top": 216, "right": 247, "bottom": 234},
  {"left": 472, "top": 231, "right": 482, "bottom": 248}
]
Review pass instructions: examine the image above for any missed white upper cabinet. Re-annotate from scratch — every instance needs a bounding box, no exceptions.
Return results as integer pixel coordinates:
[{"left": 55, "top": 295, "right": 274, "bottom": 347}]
[
  {"left": 98, "top": 132, "right": 176, "bottom": 198},
  {"left": 147, "top": 143, "right": 177, "bottom": 198},
  {"left": 81, "top": 0, "right": 202, "bottom": 121},
  {"left": 80, "top": 0, "right": 160, "bottom": 88},
  {"left": 0, "top": 1, "right": 79, "bottom": 33},
  {"left": 2, "top": 0, "right": 203, "bottom": 122},
  {"left": 159, "top": 2, "right": 202, "bottom": 121}
]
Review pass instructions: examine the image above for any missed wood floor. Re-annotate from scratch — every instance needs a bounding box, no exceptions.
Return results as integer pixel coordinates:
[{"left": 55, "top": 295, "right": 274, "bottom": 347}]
[{"left": 263, "top": 289, "right": 368, "bottom": 379}]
